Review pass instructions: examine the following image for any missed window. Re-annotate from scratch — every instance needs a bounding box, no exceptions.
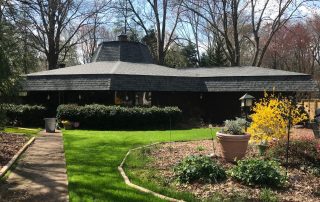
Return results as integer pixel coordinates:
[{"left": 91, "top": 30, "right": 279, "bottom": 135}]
[{"left": 115, "top": 91, "right": 151, "bottom": 106}]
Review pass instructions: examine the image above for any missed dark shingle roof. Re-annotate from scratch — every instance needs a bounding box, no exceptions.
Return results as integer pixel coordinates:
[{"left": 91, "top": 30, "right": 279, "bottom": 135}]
[
  {"left": 90, "top": 41, "right": 153, "bottom": 63},
  {"left": 24, "top": 40, "right": 318, "bottom": 93},
  {"left": 24, "top": 67, "right": 318, "bottom": 92},
  {"left": 27, "top": 61, "right": 307, "bottom": 77}
]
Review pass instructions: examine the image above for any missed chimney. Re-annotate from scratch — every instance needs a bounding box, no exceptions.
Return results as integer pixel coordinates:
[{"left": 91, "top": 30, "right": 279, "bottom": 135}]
[{"left": 118, "top": 33, "right": 128, "bottom": 42}]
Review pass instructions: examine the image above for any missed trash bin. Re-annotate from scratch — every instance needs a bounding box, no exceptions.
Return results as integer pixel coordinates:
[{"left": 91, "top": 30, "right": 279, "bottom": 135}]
[{"left": 44, "top": 118, "right": 56, "bottom": 133}]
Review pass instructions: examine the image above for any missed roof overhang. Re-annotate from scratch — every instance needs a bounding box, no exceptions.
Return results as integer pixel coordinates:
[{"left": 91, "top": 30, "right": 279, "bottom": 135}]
[{"left": 22, "top": 74, "right": 319, "bottom": 92}]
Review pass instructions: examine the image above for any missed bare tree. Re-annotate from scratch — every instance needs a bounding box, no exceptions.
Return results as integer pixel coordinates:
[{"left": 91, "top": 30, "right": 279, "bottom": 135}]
[
  {"left": 178, "top": 6, "right": 202, "bottom": 65},
  {"left": 127, "top": 0, "right": 184, "bottom": 65},
  {"left": 249, "top": 0, "right": 310, "bottom": 66},
  {"left": 310, "top": 14, "right": 320, "bottom": 66},
  {"left": 183, "top": 0, "right": 248, "bottom": 66},
  {"left": 184, "top": 0, "right": 311, "bottom": 66},
  {"left": 12, "top": 0, "right": 111, "bottom": 70},
  {"left": 77, "top": 1, "right": 113, "bottom": 64},
  {"left": 79, "top": 24, "right": 114, "bottom": 63}
]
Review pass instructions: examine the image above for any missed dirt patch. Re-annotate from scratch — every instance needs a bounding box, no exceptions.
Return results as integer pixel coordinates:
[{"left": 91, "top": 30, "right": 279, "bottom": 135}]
[
  {"left": 0, "top": 132, "right": 29, "bottom": 170},
  {"left": 147, "top": 140, "right": 320, "bottom": 202}
]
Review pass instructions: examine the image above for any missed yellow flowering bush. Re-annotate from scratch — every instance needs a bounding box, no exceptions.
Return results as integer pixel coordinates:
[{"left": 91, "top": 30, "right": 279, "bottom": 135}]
[{"left": 248, "top": 93, "right": 307, "bottom": 144}]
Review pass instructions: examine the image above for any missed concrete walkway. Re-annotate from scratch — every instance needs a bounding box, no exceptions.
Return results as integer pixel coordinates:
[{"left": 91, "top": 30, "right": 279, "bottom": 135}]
[{"left": 0, "top": 131, "right": 69, "bottom": 202}]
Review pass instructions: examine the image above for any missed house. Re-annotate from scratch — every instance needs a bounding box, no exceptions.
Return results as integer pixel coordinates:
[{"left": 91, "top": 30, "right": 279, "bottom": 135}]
[{"left": 22, "top": 35, "right": 318, "bottom": 123}]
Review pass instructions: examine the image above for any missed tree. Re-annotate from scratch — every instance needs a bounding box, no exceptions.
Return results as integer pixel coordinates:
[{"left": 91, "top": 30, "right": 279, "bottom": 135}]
[
  {"left": 181, "top": 42, "right": 198, "bottom": 67},
  {"left": 61, "top": 43, "right": 80, "bottom": 67},
  {"left": 127, "top": 0, "right": 183, "bottom": 65},
  {"left": 0, "top": 20, "right": 24, "bottom": 127},
  {"left": 11, "top": 0, "right": 111, "bottom": 70},
  {"left": 200, "top": 42, "right": 228, "bottom": 67},
  {"left": 184, "top": 0, "right": 311, "bottom": 66},
  {"left": 249, "top": 0, "right": 310, "bottom": 66},
  {"left": 78, "top": 1, "right": 113, "bottom": 64},
  {"left": 178, "top": 6, "right": 202, "bottom": 64},
  {"left": 263, "top": 23, "right": 315, "bottom": 74},
  {"left": 164, "top": 44, "right": 188, "bottom": 68},
  {"left": 0, "top": 14, "right": 27, "bottom": 98},
  {"left": 142, "top": 29, "right": 158, "bottom": 62},
  {"left": 310, "top": 14, "right": 320, "bottom": 67}
]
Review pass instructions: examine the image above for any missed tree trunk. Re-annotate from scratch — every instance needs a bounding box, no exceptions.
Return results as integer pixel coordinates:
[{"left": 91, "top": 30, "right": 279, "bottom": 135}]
[
  {"left": 158, "top": 42, "right": 165, "bottom": 65},
  {"left": 47, "top": 52, "right": 59, "bottom": 70}
]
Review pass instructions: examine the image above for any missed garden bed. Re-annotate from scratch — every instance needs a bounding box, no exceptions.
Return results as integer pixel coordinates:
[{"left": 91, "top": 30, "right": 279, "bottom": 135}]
[
  {"left": 0, "top": 132, "right": 29, "bottom": 170},
  {"left": 125, "top": 139, "right": 320, "bottom": 201}
]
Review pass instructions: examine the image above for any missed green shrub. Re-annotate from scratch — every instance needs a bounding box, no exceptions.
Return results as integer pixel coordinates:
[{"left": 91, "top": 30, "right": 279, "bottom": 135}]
[
  {"left": 1, "top": 104, "right": 46, "bottom": 127},
  {"left": 228, "top": 158, "right": 287, "bottom": 187},
  {"left": 56, "top": 104, "right": 80, "bottom": 122},
  {"left": 56, "top": 104, "right": 182, "bottom": 129},
  {"left": 174, "top": 155, "right": 226, "bottom": 183},
  {"left": 221, "top": 117, "right": 247, "bottom": 135},
  {"left": 267, "top": 139, "right": 320, "bottom": 168},
  {"left": 196, "top": 145, "right": 205, "bottom": 151},
  {"left": 259, "top": 188, "right": 278, "bottom": 202}
]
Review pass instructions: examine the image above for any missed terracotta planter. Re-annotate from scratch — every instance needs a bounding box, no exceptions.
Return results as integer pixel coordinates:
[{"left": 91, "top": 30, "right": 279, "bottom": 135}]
[{"left": 217, "top": 132, "right": 250, "bottom": 162}]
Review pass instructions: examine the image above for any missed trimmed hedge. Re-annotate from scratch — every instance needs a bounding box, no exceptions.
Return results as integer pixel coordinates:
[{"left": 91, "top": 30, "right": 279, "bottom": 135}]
[
  {"left": 1, "top": 104, "right": 47, "bottom": 127},
  {"left": 56, "top": 104, "right": 182, "bottom": 129}
]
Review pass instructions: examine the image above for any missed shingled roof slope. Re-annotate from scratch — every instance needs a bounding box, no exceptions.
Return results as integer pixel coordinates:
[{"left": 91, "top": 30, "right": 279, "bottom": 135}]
[
  {"left": 24, "top": 39, "right": 318, "bottom": 93},
  {"left": 90, "top": 41, "right": 153, "bottom": 63},
  {"left": 27, "top": 61, "right": 307, "bottom": 77},
  {"left": 24, "top": 61, "right": 318, "bottom": 92}
]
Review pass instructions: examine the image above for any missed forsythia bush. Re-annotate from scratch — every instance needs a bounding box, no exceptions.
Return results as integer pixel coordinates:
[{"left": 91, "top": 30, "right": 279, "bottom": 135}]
[{"left": 248, "top": 93, "right": 307, "bottom": 144}]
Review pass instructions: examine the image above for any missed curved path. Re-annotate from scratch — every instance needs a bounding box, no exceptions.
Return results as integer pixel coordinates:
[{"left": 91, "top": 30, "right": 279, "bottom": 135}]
[{"left": 0, "top": 131, "right": 68, "bottom": 202}]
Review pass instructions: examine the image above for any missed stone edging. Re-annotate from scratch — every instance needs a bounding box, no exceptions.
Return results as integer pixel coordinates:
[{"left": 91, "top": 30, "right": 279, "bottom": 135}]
[
  {"left": 118, "top": 142, "right": 185, "bottom": 202},
  {"left": 0, "top": 137, "right": 35, "bottom": 178}
]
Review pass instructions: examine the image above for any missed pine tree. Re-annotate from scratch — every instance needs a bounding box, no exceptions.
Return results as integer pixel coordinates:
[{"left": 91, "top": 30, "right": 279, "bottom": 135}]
[
  {"left": 181, "top": 42, "right": 198, "bottom": 67},
  {"left": 200, "top": 42, "right": 228, "bottom": 67}
]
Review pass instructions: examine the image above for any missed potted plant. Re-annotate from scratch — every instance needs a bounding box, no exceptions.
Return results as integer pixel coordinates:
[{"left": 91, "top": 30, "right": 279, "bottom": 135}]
[
  {"left": 217, "top": 118, "right": 250, "bottom": 162},
  {"left": 61, "top": 120, "right": 72, "bottom": 130},
  {"left": 73, "top": 121, "right": 80, "bottom": 128}
]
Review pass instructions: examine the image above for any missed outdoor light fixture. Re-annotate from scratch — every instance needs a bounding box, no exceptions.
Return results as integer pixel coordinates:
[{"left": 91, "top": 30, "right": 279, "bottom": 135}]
[
  {"left": 239, "top": 93, "right": 255, "bottom": 131},
  {"left": 200, "top": 93, "right": 203, "bottom": 100},
  {"left": 239, "top": 93, "right": 255, "bottom": 108},
  {"left": 125, "top": 95, "right": 129, "bottom": 101},
  {"left": 47, "top": 94, "right": 50, "bottom": 100},
  {"left": 78, "top": 94, "right": 82, "bottom": 100}
]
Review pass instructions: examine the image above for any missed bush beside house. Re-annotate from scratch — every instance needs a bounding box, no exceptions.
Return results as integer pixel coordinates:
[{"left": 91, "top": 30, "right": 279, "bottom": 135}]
[
  {"left": 56, "top": 104, "right": 182, "bottom": 130},
  {"left": 1, "top": 104, "right": 46, "bottom": 127}
]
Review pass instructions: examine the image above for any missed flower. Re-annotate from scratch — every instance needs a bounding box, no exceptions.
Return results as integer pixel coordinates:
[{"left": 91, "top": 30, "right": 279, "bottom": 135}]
[
  {"left": 61, "top": 120, "right": 71, "bottom": 124},
  {"left": 248, "top": 93, "right": 308, "bottom": 144}
]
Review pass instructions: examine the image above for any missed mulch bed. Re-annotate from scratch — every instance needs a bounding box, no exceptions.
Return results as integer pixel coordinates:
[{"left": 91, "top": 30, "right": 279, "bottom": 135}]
[
  {"left": 147, "top": 139, "right": 320, "bottom": 202},
  {"left": 0, "top": 132, "right": 29, "bottom": 170}
]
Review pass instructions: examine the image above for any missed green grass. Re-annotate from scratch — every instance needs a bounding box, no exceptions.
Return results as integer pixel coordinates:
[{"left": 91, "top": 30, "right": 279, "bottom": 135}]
[
  {"left": 63, "top": 128, "right": 218, "bottom": 202},
  {"left": 2, "top": 127, "right": 42, "bottom": 138},
  {"left": 125, "top": 147, "right": 200, "bottom": 201}
]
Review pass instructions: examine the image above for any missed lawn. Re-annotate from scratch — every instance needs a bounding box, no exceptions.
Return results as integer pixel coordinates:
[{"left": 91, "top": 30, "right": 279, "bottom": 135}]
[
  {"left": 63, "top": 128, "right": 218, "bottom": 202},
  {"left": 2, "top": 127, "right": 42, "bottom": 138}
]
